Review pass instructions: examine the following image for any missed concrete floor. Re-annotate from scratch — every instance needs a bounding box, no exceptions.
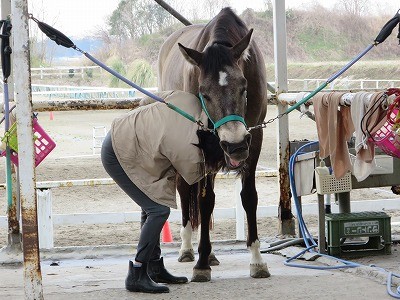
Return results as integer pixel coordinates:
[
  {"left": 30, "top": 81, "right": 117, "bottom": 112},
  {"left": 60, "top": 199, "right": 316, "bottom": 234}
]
[{"left": 0, "top": 241, "right": 399, "bottom": 300}]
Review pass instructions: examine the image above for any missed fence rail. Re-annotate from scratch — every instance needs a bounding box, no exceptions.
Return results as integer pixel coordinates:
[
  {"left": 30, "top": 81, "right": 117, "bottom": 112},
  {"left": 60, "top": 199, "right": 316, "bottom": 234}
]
[
  {"left": 0, "top": 170, "right": 277, "bottom": 249},
  {"left": 31, "top": 66, "right": 101, "bottom": 79},
  {"left": 288, "top": 78, "right": 400, "bottom": 91}
]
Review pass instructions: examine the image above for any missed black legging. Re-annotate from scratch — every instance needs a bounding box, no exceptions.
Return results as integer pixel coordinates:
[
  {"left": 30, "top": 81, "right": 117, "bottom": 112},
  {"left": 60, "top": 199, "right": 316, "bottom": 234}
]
[{"left": 101, "top": 132, "right": 170, "bottom": 263}]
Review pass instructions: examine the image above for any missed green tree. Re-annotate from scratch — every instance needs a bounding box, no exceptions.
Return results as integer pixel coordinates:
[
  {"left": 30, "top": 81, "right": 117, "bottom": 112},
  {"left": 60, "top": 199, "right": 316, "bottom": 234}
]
[
  {"left": 106, "top": 55, "right": 127, "bottom": 87},
  {"left": 127, "top": 59, "right": 156, "bottom": 87}
]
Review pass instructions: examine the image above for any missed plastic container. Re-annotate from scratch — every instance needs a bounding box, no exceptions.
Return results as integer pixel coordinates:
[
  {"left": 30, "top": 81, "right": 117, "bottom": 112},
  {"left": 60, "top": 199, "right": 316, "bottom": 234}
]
[
  {"left": 0, "top": 118, "right": 56, "bottom": 167},
  {"left": 370, "top": 108, "right": 400, "bottom": 159},
  {"left": 315, "top": 161, "right": 352, "bottom": 194}
]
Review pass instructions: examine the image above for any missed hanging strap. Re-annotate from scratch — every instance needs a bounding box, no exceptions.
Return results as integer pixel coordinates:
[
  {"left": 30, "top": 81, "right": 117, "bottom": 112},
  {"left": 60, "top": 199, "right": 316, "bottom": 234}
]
[
  {"left": 29, "top": 15, "right": 74, "bottom": 48},
  {"left": 374, "top": 9, "right": 400, "bottom": 44},
  {"left": 0, "top": 19, "right": 12, "bottom": 80}
]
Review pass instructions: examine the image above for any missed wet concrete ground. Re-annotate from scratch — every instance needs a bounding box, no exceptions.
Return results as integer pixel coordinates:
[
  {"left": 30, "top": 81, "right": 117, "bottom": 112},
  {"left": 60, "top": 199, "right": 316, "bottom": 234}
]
[{"left": 0, "top": 241, "right": 398, "bottom": 300}]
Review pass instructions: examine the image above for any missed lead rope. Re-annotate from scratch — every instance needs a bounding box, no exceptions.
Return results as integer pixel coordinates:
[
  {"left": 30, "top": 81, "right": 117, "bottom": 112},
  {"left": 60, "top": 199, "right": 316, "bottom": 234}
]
[
  {"left": 248, "top": 111, "right": 288, "bottom": 131},
  {"left": 28, "top": 14, "right": 212, "bottom": 132}
]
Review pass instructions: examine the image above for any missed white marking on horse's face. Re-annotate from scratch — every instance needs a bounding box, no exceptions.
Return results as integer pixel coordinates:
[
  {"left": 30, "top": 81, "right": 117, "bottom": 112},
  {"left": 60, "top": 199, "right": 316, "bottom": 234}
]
[
  {"left": 218, "top": 71, "right": 228, "bottom": 86},
  {"left": 217, "top": 121, "right": 248, "bottom": 144},
  {"left": 249, "top": 240, "right": 264, "bottom": 265}
]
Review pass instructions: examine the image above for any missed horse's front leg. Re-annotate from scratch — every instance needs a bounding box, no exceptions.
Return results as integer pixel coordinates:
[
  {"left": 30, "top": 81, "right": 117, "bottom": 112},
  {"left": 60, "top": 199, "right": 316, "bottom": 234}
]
[
  {"left": 241, "top": 130, "right": 270, "bottom": 278},
  {"left": 192, "top": 175, "right": 215, "bottom": 282},
  {"left": 177, "top": 175, "right": 195, "bottom": 262},
  {"left": 241, "top": 171, "right": 270, "bottom": 278}
]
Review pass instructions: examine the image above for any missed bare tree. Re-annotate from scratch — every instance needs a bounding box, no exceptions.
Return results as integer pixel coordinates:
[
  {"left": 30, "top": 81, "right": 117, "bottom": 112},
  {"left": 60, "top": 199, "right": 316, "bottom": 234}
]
[
  {"left": 335, "top": 0, "right": 371, "bottom": 16},
  {"left": 202, "top": 0, "right": 230, "bottom": 19},
  {"left": 108, "top": 0, "right": 176, "bottom": 40}
]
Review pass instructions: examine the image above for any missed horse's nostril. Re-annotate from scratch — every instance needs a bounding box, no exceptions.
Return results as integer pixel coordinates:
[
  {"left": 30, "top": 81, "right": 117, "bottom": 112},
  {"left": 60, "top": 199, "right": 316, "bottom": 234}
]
[
  {"left": 220, "top": 141, "right": 229, "bottom": 152},
  {"left": 245, "top": 133, "right": 252, "bottom": 146},
  {"left": 221, "top": 139, "right": 249, "bottom": 155}
]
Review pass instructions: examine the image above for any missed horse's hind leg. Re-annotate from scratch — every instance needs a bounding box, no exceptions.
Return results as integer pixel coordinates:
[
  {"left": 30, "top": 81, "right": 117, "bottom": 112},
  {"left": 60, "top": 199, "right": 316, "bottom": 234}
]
[
  {"left": 177, "top": 175, "right": 195, "bottom": 262},
  {"left": 179, "top": 224, "right": 195, "bottom": 262},
  {"left": 192, "top": 176, "right": 215, "bottom": 282},
  {"left": 242, "top": 129, "right": 270, "bottom": 278}
]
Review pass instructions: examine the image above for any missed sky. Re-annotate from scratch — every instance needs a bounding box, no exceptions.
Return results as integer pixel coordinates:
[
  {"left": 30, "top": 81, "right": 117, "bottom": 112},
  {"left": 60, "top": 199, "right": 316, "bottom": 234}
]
[{"left": 25, "top": 0, "right": 398, "bottom": 38}]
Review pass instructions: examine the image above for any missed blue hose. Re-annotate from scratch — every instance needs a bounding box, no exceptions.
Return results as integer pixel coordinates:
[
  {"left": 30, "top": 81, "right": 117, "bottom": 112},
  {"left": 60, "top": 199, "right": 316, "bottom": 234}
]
[{"left": 287, "top": 141, "right": 400, "bottom": 298}]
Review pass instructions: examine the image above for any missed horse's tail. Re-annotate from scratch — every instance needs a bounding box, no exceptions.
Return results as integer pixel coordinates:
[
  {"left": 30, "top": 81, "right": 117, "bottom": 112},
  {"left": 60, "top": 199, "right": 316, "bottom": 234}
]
[
  {"left": 188, "top": 182, "right": 200, "bottom": 229},
  {"left": 188, "top": 179, "right": 214, "bottom": 230}
]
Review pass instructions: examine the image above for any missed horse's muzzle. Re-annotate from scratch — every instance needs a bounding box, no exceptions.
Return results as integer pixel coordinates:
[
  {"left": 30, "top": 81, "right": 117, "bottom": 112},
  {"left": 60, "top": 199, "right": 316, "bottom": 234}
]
[{"left": 220, "top": 133, "right": 251, "bottom": 169}]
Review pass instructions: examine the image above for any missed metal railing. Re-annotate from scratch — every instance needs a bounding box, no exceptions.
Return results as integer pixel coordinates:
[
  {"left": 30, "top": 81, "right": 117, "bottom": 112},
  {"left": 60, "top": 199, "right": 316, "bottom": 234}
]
[
  {"left": 288, "top": 78, "right": 400, "bottom": 91},
  {"left": 31, "top": 66, "right": 101, "bottom": 79}
]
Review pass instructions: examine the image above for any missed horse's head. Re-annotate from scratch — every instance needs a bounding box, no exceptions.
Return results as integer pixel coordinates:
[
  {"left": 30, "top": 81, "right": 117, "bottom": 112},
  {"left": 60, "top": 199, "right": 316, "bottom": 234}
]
[{"left": 178, "top": 29, "right": 253, "bottom": 170}]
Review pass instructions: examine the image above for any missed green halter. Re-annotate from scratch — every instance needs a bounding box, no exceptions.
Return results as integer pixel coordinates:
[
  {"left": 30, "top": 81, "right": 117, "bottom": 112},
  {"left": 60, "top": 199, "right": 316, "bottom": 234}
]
[{"left": 198, "top": 93, "right": 247, "bottom": 132}]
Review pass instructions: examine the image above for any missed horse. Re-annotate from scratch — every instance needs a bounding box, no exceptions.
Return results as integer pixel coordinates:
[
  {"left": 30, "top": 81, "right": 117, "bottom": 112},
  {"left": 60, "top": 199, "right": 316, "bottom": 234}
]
[{"left": 158, "top": 7, "right": 269, "bottom": 282}]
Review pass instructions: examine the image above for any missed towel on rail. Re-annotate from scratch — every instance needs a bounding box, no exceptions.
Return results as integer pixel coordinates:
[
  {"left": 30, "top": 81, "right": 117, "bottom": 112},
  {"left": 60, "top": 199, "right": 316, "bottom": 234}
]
[
  {"left": 350, "top": 91, "right": 375, "bottom": 181},
  {"left": 314, "top": 92, "right": 354, "bottom": 179},
  {"left": 353, "top": 91, "right": 388, "bottom": 180}
]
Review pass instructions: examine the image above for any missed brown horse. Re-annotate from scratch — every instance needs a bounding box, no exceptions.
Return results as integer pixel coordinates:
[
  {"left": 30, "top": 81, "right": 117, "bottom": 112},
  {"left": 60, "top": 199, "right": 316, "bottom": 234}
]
[{"left": 158, "top": 7, "right": 269, "bottom": 281}]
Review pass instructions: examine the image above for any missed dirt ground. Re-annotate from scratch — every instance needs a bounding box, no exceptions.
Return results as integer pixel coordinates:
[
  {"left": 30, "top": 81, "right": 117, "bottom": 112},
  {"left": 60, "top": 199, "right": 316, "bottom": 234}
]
[
  {"left": 1, "top": 105, "right": 400, "bottom": 299},
  {"left": 1, "top": 106, "right": 400, "bottom": 246}
]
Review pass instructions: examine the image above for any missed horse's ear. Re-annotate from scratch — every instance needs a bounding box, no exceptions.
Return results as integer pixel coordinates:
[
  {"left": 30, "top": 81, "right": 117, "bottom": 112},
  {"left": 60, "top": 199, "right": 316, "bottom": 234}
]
[
  {"left": 178, "top": 43, "right": 203, "bottom": 66},
  {"left": 232, "top": 28, "right": 253, "bottom": 60}
]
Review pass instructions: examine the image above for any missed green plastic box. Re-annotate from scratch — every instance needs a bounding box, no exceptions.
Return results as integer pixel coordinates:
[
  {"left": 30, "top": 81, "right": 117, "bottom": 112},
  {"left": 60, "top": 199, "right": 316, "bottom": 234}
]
[{"left": 326, "top": 211, "right": 391, "bottom": 258}]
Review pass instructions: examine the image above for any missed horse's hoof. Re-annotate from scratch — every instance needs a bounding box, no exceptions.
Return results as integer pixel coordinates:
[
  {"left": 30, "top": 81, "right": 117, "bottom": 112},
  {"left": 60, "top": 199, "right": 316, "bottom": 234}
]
[
  {"left": 250, "top": 263, "right": 271, "bottom": 278},
  {"left": 208, "top": 253, "right": 220, "bottom": 266},
  {"left": 178, "top": 249, "right": 195, "bottom": 262},
  {"left": 191, "top": 268, "right": 211, "bottom": 282}
]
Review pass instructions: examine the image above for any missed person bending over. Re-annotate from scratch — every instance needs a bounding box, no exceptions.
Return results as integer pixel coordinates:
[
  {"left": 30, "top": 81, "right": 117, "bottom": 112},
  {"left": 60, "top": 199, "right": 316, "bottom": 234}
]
[{"left": 101, "top": 90, "right": 223, "bottom": 293}]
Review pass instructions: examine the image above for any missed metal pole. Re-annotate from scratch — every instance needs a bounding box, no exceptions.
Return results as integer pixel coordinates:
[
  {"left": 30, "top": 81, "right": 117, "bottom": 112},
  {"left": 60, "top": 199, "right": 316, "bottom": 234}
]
[
  {"left": 273, "top": 0, "right": 295, "bottom": 235},
  {"left": 11, "top": 0, "right": 44, "bottom": 299},
  {"left": 1, "top": 0, "right": 21, "bottom": 253},
  {"left": 154, "top": 0, "right": 192, "bottom": 26}
]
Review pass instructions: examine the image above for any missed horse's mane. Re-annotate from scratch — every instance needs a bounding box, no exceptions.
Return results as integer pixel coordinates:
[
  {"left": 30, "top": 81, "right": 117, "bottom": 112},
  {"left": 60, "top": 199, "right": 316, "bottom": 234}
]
[
  {"left": 202, "top": 44, "right": 233, "bottom": 78},
  {"left": 193, "top": 130, "right": 225, "bottom": 172},
  {"left": 201, "top": 7, "right": 250, "bottom": 78},
  {"left": 212, "top": 7, "right": 248, "bottom": 44}
]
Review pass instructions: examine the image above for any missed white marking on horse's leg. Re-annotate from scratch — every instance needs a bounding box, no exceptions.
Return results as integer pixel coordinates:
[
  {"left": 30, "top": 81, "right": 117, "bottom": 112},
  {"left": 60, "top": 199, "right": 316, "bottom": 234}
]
[
  {"left": 249, "top": 240, "right": 271, "bottom": 278},
  {"left": 249, "top": 240, "right": 264, "bottom": 265},
  {"left": 218, "top": 71, "right": 228, "bottom": 86},
  {"left": 180, "top": 224, "right": 193, "bottom": 250},
  {"left": 178, "top": 224, "right": 195, "bottom": 262}
]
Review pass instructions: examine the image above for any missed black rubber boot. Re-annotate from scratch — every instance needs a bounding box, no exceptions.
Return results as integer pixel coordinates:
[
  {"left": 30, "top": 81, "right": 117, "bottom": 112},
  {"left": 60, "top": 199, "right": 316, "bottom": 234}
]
[
  {"left": 148, "top": 257, "right": 188, "bottom": 284},
  {"left": 125, "top": 261, "right": 169, "bottom": 293}
]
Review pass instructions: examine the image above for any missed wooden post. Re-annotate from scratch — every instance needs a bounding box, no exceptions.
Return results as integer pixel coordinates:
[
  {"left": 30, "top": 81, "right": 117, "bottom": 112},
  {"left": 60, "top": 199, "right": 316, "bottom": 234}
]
[
  {"left": 11, "top": 0, "right": 44, "bottom": 298},
  {"left": 273, "top": 0, "right": 295, "bottom": 235},
  {"left": 235, "top": 178, "right": 245, "bottom": 241}
]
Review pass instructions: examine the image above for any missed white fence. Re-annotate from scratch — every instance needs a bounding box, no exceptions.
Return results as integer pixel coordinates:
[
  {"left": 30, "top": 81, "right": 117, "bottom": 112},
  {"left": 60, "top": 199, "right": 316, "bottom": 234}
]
[
  {"left": 0, "top": 170, "right": 278, "bottom": 249},
  {"left": 30, "top": 84, "right": 157, "bottom": 100},
  {"left": 288, "top": 78, "right": 400, "bottom": 91},
  {"left": 31, "top": 66, "right": 101, "bottom": 79},
  {"left": 2, "top": 175, "right": 400, "bottom": 249}
]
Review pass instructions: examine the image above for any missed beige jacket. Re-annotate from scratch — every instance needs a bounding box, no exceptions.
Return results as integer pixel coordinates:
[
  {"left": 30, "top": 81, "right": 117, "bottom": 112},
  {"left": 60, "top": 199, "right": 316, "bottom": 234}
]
[{"left": 111, "top": 90, "right": 208, "bottom": 209}]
